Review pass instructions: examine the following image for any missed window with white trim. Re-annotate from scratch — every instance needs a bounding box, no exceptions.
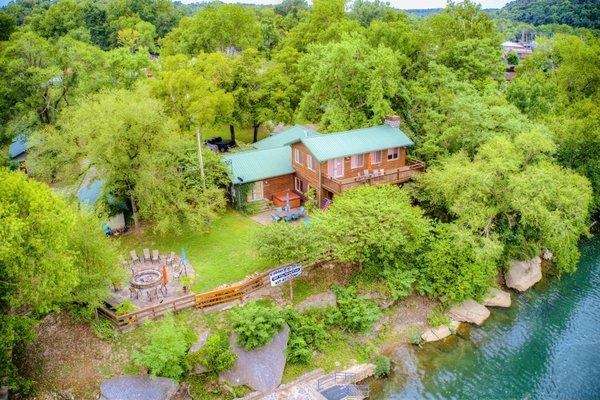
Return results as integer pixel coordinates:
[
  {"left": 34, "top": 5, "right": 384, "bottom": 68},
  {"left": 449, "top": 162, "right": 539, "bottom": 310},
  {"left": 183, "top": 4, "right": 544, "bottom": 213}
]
[
  {"left": 350, "top": 154, "right": 364, "bottom": 169},
  {"left": 307, "top": 154, "right": 316, "bottom": 171},
  {"left": 294, "top": 177, "right": 305, "bottom": 193},
  {"left": 294, "top": 148, "right": 302, "bottom": 165},
  {"left": 387, "top": 147, "right": 400, "bottom": 161},
  {"left": 370, "top": 150, "right": 382, "bottom": 164}
]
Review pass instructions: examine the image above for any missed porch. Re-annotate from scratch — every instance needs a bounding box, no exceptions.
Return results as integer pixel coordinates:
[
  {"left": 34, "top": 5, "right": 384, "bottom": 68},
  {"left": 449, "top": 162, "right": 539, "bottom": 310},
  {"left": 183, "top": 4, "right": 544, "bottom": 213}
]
[{"left": 321, "top": 160, "right": 425, "bottom": 194}]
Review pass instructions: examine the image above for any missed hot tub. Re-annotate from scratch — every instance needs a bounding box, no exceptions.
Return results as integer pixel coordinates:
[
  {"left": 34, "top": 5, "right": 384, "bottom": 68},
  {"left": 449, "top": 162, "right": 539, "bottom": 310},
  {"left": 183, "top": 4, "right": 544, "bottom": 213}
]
[{"left": 273, "top": 191, "right": 301, "bottom": 208}]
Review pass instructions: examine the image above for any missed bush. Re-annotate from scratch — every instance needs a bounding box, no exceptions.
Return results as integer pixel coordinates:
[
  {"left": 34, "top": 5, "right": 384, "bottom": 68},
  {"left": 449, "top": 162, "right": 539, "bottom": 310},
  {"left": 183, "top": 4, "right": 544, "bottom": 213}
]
[
  {"left": 255, "top": 222, "right": 321, "bottom": 264},
  {"left": 284, "top": 308, "right": 329, "bottom": 364},
  {"left": 132, "top": 314, "right": 196, "bottom": 380},
  {"left": 187, "top": 333, "right": 237, "bottom": 374},
  {"left": 91, "top": 318, "right": 118, "bottom": 340},
  {"left": 230, "top": 302, "right": 286, "bottom": 350},
  {"left": 374, "top": 355, "right": 391, "bottom": 378},
  {"left": 115, "top": 299, "right": 137, "bottom": 315},
  {"left": 427, "top": 307, "right": 450, "bottom": 328},
  {"left": 329, "top": 286, "right": 381, "bottom": 332},
  {"left": 383, "top": 268, "right": 416, "bottom": 301}
]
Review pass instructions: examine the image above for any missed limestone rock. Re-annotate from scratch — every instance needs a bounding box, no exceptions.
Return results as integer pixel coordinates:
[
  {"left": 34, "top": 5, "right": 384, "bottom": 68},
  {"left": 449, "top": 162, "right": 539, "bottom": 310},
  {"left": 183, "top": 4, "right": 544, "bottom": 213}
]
[
  {"left": 421, "top": 325, "right": 451, "bottom": 342},
  {"left": 99, "top": 376, "right": 178, "bottom": 400},
  {"left": 483, "top": 288, "right": 512, "bottom": 308},
  {"left": 506, "top": 257, "right": 542, "bottom": 292},
  {"left": 542, "top": 249, "right": 553, "bottom": 260},
  {"left": 220, "top": 324, "right": 290, "bottom": 393},
  {"left": 448, "top": 299, "right": 490, "bottom": 325}
]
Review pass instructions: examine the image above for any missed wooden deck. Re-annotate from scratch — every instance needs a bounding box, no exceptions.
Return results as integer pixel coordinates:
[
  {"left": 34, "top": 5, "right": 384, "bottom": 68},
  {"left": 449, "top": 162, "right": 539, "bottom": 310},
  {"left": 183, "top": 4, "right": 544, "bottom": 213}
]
[{"left": 321, "top": 160, "right": 425, "bottom": 194}]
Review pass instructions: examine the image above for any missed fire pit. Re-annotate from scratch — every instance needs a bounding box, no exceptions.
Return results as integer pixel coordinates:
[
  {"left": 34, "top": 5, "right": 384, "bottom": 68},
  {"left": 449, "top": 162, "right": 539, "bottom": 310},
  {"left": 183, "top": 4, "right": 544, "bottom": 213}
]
[{"left": 130, "top": 269, "right": 162, "bottom": 290}]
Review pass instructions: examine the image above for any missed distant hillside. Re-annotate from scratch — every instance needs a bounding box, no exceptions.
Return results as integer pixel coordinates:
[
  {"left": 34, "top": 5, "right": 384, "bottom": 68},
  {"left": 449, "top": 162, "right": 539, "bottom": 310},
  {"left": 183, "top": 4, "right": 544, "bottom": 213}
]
[
  {"left": 403, "top": 8, "right": 499, "bottom": 17},
  {"left": 499, "top": 0, "right": 600, "bottom": 29}
]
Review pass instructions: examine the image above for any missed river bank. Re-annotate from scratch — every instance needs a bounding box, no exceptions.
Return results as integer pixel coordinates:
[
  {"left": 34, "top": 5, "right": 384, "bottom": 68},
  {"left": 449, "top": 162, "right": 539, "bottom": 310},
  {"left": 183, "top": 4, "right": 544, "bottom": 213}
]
[{"left": 372, "top": 236, "right": 600, "bottom": 399}]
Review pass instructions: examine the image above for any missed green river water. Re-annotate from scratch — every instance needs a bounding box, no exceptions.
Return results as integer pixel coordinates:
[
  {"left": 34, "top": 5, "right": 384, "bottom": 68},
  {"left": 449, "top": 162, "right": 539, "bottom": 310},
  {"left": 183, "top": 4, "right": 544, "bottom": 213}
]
[{"left": 372, "top": 236, "right": 600, "bottom": 400}]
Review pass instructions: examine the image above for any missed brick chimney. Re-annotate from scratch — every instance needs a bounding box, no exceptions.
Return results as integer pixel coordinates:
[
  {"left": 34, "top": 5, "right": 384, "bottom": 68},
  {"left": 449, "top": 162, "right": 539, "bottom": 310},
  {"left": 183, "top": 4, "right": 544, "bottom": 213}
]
[{"left": 384, "top": 115, "right": 400, "bottom": 128}]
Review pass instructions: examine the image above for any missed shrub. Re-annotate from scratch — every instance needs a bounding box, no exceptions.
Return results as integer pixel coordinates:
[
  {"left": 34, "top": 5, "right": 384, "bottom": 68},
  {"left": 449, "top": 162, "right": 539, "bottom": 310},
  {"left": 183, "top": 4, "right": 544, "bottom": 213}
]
[
  {"left": 115, "top": 299, "right": 137, "bottom": 315},
  {"left": 374, "top": 355, "right": 391, "bottom": 378},
  {"left": 284, "top": 308, "right": 329, "bottom": 364},
  {"left": 383, "top": 268, "right": 416, "bottom": 301},
  {"left": 255, "top": 222, "right": 321, "bottom": 264},
  {"left": 91, "top": 318, "right": 118, "bottom": 340},
  {"left": 132, "top": 314, "right": 196, "bottom": 380},
  {"left": 427, "top": 307, "right": 450, "bottom": 328},
  {"left": 187, "top": 333, "right": 237, "bottom": 374},
  {"left": 330, "top": 286, "right": 381, "bottom": 332},
  {"left": 230, "top": 302, "right": 286, "bottom": 350}
]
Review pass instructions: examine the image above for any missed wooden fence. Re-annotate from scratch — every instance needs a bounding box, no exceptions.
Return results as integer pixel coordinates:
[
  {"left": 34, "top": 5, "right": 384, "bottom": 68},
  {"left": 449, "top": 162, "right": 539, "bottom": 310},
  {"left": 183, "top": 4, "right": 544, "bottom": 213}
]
[{"left": 99, "top": 262, "right": 317, "bottom": 330}]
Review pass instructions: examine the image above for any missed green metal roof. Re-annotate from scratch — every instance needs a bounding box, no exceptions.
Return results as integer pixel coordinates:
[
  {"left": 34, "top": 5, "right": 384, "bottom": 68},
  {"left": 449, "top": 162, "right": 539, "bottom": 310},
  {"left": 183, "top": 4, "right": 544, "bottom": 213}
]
[
  {"left": 253, "top": 125, "right": 321, "bottom": 150},
  {"left": 300, "top": 125, "right": 414, "bottom": 162},
  {"left": 222, "top": 146, "right": 293, "bottom": 184}
]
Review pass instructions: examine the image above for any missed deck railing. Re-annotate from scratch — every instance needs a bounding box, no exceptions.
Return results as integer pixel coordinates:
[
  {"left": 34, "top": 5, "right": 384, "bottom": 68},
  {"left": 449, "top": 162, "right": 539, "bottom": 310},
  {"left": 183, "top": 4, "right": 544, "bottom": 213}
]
[
  {"left": 322, "top": 160, "right": 425, "bottom": 194},
  {"left": 99, "top": 262, "right": 317, "bottom": 330}
]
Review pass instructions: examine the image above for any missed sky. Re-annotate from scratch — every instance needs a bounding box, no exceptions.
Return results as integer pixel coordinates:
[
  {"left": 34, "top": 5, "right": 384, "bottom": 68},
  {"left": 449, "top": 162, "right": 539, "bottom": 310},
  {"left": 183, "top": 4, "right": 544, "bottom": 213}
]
[{"left": 178, "top": 0, "right": 512, "bottom": 9}]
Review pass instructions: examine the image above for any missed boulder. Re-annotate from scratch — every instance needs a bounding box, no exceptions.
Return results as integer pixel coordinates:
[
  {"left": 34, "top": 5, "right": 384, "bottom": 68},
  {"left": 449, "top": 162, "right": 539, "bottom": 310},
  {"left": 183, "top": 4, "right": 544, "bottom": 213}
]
[
  {"left": 542, "top": 249, "right": 553, "bottom": 261},
  {"left": 505, "top": 257, "right": 542, "bottom": 292},
  {"left": 421, "top": 325, "right": 451, "bottom": 342},
  {"left": 483, "top": 288, "right": 512, "bottom": 308},
  {"left": 99, "top": 376, "right": 178, "bottom": 400},
  {"left": 220, "top": 324, "right": 290, "bottom": 393},
  {"left": 448, "top": 299, "right": 490, "bottom": 325}
]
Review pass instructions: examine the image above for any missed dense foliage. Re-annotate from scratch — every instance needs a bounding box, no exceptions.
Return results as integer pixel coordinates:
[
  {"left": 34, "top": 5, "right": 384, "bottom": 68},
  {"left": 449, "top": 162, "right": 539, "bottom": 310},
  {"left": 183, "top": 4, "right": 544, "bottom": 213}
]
[
  {"left": 284, "top": 308, "right": 328, "bottom": 364},
  {"left": 132, "top": 314, "right": 196, "bottom": 380},
  {"left": 327, "top": 286, "right": 381, "bottom": 332},
  {"left": 0, "top": 169, "right": 123, "bottom": 391},
  {"left": 229, "top": 302, "right": 286, "bottom": 350},
  {"left": 499, "top": 0, "right": 600, "bottom": 30}
]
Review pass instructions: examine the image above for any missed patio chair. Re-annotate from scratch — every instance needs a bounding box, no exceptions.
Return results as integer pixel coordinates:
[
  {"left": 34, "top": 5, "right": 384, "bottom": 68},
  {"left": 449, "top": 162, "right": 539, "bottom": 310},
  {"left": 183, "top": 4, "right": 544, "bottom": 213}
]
[
  {"left": 284, "top": 214, "right": 294, "bottom": 222},
  {"left": 143, "top": 248, "right": 151, "bottom": 262},
  {"left": 130, "top": 250, "right": 140, "bottom": 264},
  {"left": 298, "top": 206, "right": 305, "bottom": 215},
  {"left": 152, "top": 250, "right": 159, "bottom": 264},
  {"left": 271, "top": 214, "right": 282, "bottom": 222}
]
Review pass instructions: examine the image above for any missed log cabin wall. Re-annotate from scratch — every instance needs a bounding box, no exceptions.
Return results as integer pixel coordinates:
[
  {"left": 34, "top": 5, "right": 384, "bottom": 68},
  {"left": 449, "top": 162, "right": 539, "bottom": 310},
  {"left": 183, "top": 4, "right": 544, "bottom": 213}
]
[{"left": 262, "top": 174, "right": 294, "bottom": 200}]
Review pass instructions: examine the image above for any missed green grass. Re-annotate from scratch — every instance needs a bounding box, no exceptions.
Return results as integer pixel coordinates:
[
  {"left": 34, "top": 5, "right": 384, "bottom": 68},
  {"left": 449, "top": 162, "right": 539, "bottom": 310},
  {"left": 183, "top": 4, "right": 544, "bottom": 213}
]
[{"left": 115, "top": 210, "right": 276, "bottom": 292}]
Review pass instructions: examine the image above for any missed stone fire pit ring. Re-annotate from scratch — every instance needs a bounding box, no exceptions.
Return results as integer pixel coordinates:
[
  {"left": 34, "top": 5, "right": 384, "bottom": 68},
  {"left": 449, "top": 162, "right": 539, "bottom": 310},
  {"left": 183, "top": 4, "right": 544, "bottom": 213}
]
[{"left": 130, "top": 269, "right": 162, "bottom": 290}]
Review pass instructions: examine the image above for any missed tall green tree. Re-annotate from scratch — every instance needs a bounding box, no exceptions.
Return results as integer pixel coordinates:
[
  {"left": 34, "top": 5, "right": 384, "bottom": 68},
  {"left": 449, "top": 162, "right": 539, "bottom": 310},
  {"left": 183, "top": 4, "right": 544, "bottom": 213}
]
[
  {"left": 31, "top": 87, "right": 227, "bottom": 233},
  {"left": 0, "top": 12, "right": 17, "bottom": 41}
]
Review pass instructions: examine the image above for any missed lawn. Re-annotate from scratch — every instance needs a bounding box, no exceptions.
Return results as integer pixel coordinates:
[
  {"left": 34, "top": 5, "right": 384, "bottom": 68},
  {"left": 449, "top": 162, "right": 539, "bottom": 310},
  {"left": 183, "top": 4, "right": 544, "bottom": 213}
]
[{"left": 115, "top": 210, "right": 276, "bottom": 292}]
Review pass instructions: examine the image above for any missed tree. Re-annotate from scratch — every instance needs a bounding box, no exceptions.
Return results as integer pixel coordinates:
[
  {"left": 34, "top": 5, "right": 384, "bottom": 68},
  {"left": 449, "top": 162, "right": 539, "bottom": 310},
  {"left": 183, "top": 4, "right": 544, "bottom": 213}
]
[
  {"left": 419, "top": 223, "right": 503, "bottom": 303},
  {"left": 499, "top": 0, "right": 600, "bottom": 30},
  {"left": 0, "top": 169, "right": 122, "bottom": 392},
  {"left": 160, "top": 3, "right": 261, "bottom": 56},
  {"left": 298, "top": 35, "right": 405, "bottom": 132},
  {"left": 229, "top": 302, "right": 286, "bottom": 350},
  {"left": 256, "top": 222, "right": 321, "bottom": 265},
  {"left": 314, "top": 185, "right": 431, "bottom": 276},
  {"left": 30, "top": 87, "right": 227, "bottom": 233},
  {"left": 28, "top": 0, "right": 85, "bottom": 40},
  {"left": 0, "top": 12, "right": 17, "bottom": 41},
  {"left": 349, "top": 0, "right": 391, "bottom": 27},
  {"left": 415, "top": 130, "right": 592, "bottom": 273},
  {"left": 133, "top": 314, "right": 196, "bottom": 380}
]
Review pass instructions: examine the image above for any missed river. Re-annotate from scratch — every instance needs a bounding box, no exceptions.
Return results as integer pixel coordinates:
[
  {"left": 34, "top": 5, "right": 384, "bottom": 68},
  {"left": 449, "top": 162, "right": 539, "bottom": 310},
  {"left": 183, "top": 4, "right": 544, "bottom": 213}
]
[{"left": 373, "top": 237, "right": 600, "bottom": 400}]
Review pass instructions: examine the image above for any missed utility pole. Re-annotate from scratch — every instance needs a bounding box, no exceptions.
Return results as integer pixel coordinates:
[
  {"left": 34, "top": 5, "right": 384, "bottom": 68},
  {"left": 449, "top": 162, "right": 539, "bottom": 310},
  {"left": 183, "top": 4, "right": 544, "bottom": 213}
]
[{"left": 196, "top": 128, "right": 207, "bottom": 191}]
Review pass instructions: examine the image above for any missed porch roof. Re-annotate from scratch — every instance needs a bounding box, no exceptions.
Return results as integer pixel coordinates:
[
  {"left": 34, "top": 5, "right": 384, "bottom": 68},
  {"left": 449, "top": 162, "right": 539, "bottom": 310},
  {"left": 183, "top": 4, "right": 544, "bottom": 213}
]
[
  {"left": 222, "top": 146, "right": 294, "bottom": 184},
  {"left": 300, "top": 124, "right": 414, "bottom": 162},
  {"left": 253, "top": 125, "right": 321, "bottom": 150}
]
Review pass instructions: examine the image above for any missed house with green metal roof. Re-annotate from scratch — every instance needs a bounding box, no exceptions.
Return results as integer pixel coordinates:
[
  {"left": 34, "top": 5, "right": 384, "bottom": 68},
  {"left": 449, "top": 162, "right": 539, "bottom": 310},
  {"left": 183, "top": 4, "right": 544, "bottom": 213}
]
[{"left": 221, "top": 116, "right": 425, "bottom": 206}]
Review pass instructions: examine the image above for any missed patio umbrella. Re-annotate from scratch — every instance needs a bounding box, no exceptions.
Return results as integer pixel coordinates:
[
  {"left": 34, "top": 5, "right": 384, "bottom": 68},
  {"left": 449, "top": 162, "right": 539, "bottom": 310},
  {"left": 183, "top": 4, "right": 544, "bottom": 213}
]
[
  {"left": 180, "top": 247, "right": 188, "bottom": 276},
  {"left": 285, "top": 192, "right": 290, "bottom": 211}
]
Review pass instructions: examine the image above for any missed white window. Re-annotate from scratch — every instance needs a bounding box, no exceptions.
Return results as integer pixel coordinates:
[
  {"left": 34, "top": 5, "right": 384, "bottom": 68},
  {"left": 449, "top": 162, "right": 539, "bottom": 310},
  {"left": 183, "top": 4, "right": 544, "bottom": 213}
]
[
  {"left": 294, "top": 177, "right": 305, "bottom": 193},
  {"left": 387, "top": 147, "right": 400, "bottom": 161},
  {"left": 247, "top": 181, "right": 263, "bottom": 201},
  {"left": 370, "top": 150, "right": 382, "bottom": 164},
  {"left": 307, "top": 154, "right": 316, "bottom": 171},
  {"left": 350, "top": 154, "right": 364, "bottom": 169},
  {"left": 294, "top": 148, "right": 302, "bottom": 165},
  {"left": 327, "top": 158, "right": 344, "bottom": 178}
]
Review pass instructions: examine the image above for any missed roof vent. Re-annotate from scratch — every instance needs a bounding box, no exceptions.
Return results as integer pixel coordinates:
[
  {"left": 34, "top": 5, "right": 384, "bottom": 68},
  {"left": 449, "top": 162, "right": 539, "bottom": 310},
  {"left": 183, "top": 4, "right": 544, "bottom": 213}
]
[{"left": 384, "top": 115, "right": 401, "bottom": 128}]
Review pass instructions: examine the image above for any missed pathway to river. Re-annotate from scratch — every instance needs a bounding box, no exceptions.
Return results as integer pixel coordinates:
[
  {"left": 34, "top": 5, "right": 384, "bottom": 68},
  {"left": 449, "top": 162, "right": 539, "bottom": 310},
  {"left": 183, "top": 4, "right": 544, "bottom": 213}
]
[{"left": 373, "top": 236, "right": 600, "bottom": 400}]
